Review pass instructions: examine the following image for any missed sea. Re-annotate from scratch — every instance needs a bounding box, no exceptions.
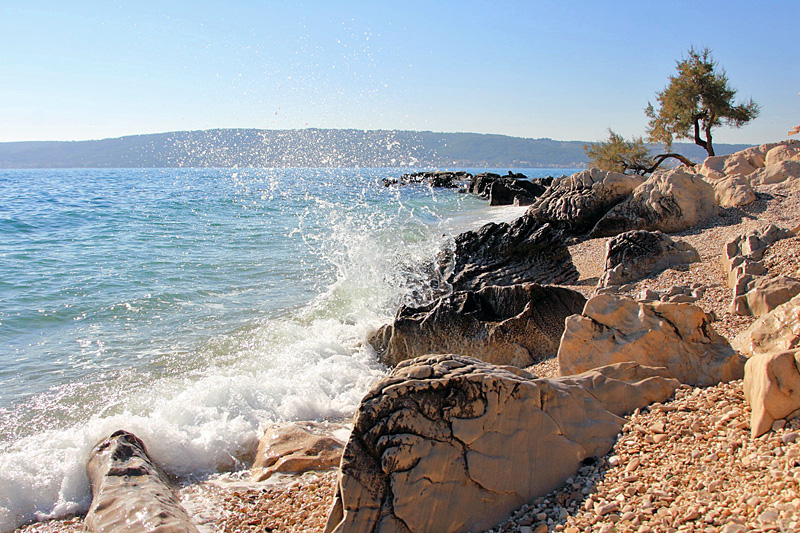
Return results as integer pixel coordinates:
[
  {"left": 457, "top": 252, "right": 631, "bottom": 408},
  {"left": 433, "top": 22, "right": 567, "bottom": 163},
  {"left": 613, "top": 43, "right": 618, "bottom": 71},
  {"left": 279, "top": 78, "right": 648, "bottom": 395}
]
[{"left": 0, "top": 166, "right": 572, "bottom": 530}]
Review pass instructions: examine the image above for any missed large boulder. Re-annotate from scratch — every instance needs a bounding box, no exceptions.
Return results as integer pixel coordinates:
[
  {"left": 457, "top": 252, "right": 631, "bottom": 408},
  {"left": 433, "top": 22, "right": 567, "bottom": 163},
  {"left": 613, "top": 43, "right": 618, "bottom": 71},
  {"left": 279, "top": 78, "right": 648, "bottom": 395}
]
[
  {"left": 749, "top": 160, "right": 800, "bottom": 189},
  {"left": 733, "top": 293, "right": 800, "bottom": 357},
  {"left": 765, "top": 141, "right": 800, "bottom": 166},
  {"left": 527, "top": 168, "right": 645, "bottom": 235},
  {"left": 744, "top": 350, "right": 800, "bottom": 437},
  {"left": 251, "top": 422, "right": 346, "bottom": 482},
  {"left": 557, "top": 294, "right": 745, "bottom": 387},
  {"left": 710, "top": 174, "right": 757, "bottom": 207},
  {"left": 598, "top": 230, "right": 700, "bottom": 288},
  {"left": 590, "top": 168, "right": 718, "bottom": 237},
  {"left": 85, "top": 430, "right": 199, "bottom": 533},
  {"left": 324, "top": 355, "right": 680, "bottom": 533},
  {"left": 370, "top": 283, "right": 586, "bottom": 368},
  {"left": 440, "top": 216, "right": 578, "bottom": 292}
]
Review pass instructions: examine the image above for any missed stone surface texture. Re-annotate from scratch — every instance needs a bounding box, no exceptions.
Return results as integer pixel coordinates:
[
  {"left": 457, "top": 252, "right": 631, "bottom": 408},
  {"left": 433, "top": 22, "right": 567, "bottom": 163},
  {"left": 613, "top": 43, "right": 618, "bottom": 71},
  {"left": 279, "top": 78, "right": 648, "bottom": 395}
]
[
  {"left": 590, "top": 168, "right": 718, "bottom": 238},
  {"left": 84, "top": 430, "right": 199, "bottom": 533},
  {"left": 598, "top": 230, "right": 700, "bottom": 288},
  {"left": 722, "top": 224, "right": 798, "bottom": 316},
  {"left": 710, "top": 173, "right": 757, "bottom": 207},
  {"left": 527, "top": 168, "right": 645, "bottom": 235},
  {"left": 251, "top": 422, "right": 346, "bottom": 482},
  {"left": 440, "top": 216, "right": 578, "bottom": 292},
  {"left": 324, "top": 355, "right": 679, "bottom": 533},
  {"left": 370, "top": 283, "right": 586, "bottom": 368},
  {"left": 744, "top": 349, "right": 800, "bottom": 437},
  {"left": 558, "top": 294, "right": 745, "bottom": 387},
  {"left": 733, "top": 292, "right": 800, "bottom": 357}
]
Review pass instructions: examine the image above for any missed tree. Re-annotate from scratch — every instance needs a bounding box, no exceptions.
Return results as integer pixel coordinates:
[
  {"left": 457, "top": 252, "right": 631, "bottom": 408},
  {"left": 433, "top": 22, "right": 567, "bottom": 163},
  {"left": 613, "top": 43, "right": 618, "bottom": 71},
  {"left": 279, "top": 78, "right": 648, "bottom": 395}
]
[
  {"left": 584, "top": 129, "right": 695, "bottom": 175},
  {"left": 645, "top": 47, "right": 759, "bottom": 157}
]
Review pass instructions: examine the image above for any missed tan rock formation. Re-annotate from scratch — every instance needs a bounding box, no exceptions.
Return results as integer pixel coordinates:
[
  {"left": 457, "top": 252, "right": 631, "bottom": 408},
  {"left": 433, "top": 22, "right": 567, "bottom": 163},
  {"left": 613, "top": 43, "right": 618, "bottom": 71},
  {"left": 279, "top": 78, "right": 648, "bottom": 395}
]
[
  {"left": 765, "top": 141, "right": 800, "bottom": 166},
  {"left": 749, "top": 160, "right": 800, "bottom": 189},
  {"left": 251, "top": 422, "right": 346, "bottom": 482},
  {"left": 370, "top": 283, "right": 586, "bottom": 368},
  {"left": 733, "top": 293, "right": 800, "bottom": 357},
  {"left": 324, "top": 355, "right": 679, "bottom": 533},
  {"left": 557, "top": 294, "right": 745, "bottom": 386},
  {"left": 711, "top": 174, "right": 757, "bottom": 207},
  {"left": 744, "top": 349, "right": 800, "bottom": 437},
  {"left": 590, "top": 168, "right": 718, "bottom": 238},
  {"left": 85, "top": 430, "right": 199, "bottom": 533}
]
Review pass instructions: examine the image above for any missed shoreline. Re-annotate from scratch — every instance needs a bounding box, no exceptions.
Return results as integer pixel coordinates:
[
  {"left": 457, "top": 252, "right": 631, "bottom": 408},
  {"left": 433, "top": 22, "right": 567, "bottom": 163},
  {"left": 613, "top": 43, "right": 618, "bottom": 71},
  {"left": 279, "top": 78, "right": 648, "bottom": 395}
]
[{"left": 15, "top": 161, "right": 800, "bottom": 532}]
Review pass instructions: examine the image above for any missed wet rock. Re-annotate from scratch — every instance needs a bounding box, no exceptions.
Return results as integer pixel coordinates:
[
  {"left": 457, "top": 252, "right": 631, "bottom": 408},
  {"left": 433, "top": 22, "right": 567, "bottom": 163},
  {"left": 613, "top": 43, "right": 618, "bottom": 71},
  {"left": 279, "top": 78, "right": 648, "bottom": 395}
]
[
  {"left": 468, "top": 173, "right": 551, "bottom": 206},
  {"left": 558, "top": 294, "right": 745, "bottom": 387},
  {"left": 324, "top": 355, "right": 679, "bottom": 533},
  {"left": 85, "top": 430, "right": 199, "bottom": 533},
  {"left": 598, "top": 230, "right": 700, "bottom": 288},
  {"left": 251, "top": 422, "right": 346, "bottom": 482},
  {"left": 744, "top": 349, "right": 800, "bottom": 437},
  {"left": 441, "top": 216, "right": 578, "bottom": 292},
  {"left": 382, "top": 171, "right": 473, "bottom": 188},
  {"left": 370, "top": 283, "right": 586, "bottom": 368},
  {"left": 590, "top": 168, "right": 717, "bottom": 238},
  {"left": 528, "top": 169, "right": 645, "bottom": 235}
]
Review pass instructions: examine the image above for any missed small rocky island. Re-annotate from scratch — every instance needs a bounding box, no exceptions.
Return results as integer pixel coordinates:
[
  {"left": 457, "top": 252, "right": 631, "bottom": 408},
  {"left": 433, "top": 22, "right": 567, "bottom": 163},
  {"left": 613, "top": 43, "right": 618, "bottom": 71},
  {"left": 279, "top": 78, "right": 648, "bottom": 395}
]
[{"left": 22, "top": 140, "right": 800, "bottom": 533}]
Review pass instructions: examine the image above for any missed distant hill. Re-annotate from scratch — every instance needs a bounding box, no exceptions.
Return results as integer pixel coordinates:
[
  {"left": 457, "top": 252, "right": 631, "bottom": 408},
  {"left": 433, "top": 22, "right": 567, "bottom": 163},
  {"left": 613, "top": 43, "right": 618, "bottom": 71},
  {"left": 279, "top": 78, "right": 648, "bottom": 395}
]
[{"left": 0, "top": 129, "right": 752, "bottom": 169}]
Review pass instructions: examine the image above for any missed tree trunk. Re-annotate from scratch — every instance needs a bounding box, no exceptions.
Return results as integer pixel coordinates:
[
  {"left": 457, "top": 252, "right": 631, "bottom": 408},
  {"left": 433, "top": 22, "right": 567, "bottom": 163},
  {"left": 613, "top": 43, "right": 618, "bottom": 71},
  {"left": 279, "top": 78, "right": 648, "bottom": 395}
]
[{"left": 693, "top": 115, "right": 711, "bottom": 156}]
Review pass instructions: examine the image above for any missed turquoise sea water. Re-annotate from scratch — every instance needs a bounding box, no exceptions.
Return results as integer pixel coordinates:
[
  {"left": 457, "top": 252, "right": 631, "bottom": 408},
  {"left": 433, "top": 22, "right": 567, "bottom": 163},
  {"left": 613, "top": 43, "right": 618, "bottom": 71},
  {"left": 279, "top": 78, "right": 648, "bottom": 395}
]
[{"left": 0, "top": 167, "right": 570, "bottom": 530}]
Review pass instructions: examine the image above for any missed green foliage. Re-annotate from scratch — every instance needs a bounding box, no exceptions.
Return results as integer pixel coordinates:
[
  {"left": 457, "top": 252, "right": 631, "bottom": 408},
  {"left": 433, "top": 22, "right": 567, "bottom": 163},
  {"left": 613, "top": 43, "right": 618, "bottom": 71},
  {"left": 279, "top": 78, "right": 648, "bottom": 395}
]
[
  {"left": 584, "top": 130, "right": 653, "bottom": 175},
  {"left": 645, "top": 47, "right": 759, "bottom": 156}
]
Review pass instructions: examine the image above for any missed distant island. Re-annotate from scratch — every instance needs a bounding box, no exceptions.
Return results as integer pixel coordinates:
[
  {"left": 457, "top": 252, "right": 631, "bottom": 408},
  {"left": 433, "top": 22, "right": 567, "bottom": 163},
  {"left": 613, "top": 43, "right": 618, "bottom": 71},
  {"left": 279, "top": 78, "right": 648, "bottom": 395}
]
[{"left": 0, "top": 128, "right": 752, "bottom": 169}]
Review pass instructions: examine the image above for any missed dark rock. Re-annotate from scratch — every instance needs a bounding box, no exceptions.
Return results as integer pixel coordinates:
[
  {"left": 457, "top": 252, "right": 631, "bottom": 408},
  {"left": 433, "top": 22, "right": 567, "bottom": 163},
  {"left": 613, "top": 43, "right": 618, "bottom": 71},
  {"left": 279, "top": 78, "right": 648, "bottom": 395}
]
[
  {"left": 324, "top": 355, "right": 680, "bottom": 533},
  {"left": 370, "top": 283, "right": 586, "bottom": 367},
  {"left": 598, "top": 230, "right": 700, "bottom": 288},
  {"left": 440, "top": 215, "right": 579, "bottom": 292},
  {"left": 467, "top": 172, "right": 551, "bottom": 206},
  {"left": 528, "top": 168, "right": 645, "bottom": 236},
  {"left": 85, "top": 430, "right": 199, "bottom": 533},
  {"left": 382, "top": 170, "right": 473, "bottom": 188}
]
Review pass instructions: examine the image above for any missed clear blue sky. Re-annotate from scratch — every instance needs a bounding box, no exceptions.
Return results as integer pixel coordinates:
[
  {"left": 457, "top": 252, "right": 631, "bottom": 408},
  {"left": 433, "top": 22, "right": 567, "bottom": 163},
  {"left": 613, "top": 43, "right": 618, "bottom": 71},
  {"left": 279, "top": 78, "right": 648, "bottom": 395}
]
[{"left": 1, "top": 0, "right": 798, "bottom": 144}]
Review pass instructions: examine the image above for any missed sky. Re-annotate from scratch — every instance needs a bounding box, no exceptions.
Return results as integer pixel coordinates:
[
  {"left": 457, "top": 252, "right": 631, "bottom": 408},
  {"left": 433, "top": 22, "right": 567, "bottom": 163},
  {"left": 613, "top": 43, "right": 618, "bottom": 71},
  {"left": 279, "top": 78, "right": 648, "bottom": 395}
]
[{"left": 1, "top": 0, "right": 798, "bottom": 144}]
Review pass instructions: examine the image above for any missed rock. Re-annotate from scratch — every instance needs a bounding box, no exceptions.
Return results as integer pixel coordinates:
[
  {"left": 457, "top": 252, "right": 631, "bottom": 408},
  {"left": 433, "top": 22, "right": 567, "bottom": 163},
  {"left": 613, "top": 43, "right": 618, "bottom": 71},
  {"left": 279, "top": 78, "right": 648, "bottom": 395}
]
[
  {"left": 557, "top": 294, "right": 745, "bottom": 387},
  {"left": 528, "top": 168, "right": 645, "bottom": 235},
  {"left": 749, "top": 160, "right": 800, "bottom": 188},
  {"left": 765, "top": 141, "right": 800, "bottom": 166},
  {"left": 468, "top": 173, "right": 552, "bottom": 206},
  {"left": 469, "top": 173, "right": 502, "bottom": 197},
  {"left": 440, "top": 216, "right": 579, "bottom": 292},
  {"left": 731, "top": 275, "right": 800, "bottom": 317},
  {"left": 251, "top": 422, "right": 346, "bottom": 482},
  {"left": 383, "top": 171, "right": 473, "bottom": 188},
  {"left": 743, "top": 349, "right": 800, "bottom": 437},
  {"left": 85, "top": 430, "right": 199, "bottom": 533},
  {"left": 324, "top": 355, "right": 679, "bottom": 533},
  {"left": 370, "top": 283, "right": 586, "bottom": 368},
  {"left": 711, "top": 174, "right": 757, "bottom": 207},
  {"left": 598, "top": 230, "right": 700, "bottom": 288},
  {"left": 722, "top": 225, "right": 797, "bottom": 316},
  {"left": 590, "top": 168, "right": 718, "bottom": 237},
  {"left": 732, "top": 293, "right": 800, "bottom": 357}
]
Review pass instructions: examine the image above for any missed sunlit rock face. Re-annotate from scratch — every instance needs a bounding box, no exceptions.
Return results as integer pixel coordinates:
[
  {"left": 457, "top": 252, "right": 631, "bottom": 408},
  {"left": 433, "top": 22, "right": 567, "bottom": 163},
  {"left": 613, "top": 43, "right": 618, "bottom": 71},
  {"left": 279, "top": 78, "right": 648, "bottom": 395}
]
[{"left": 324, "top": 354, "right": 679, "bottom": 533}]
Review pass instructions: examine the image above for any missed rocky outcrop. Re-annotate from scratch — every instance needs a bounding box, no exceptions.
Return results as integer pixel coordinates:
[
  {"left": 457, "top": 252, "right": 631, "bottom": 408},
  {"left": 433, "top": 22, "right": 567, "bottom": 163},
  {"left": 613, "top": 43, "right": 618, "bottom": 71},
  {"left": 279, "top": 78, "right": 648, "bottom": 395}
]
[
  {"left": 251, "top": 422, "right": 346, "bottom": 482},
  {"left": 440, "top": 216, "right": 579, "bottom": 292},
  {"left": 721, "top": 224, "right": 798, "bottom": 316},
  {"left": 696, "top": 140, "right": 800, "bottom": 194},
  {"left": 598, "top": 230, "right": 700, "bottom": 288},
  {"left": 635, "top": 284, "right": 706, "bottom": 304},
  {"left": 468, "top": 172, "right": 551, "bottom": 206},
  {"left": 744, "top": 350, "right": 800, "bottom": 437},
  {"left": 732, "top": 293, "right": 800, "bottom": 357},
  {"left": 590, "top": 168, "right": 718, "bottom": 238},
  {"left": 370, "top": 283, "right": 586, "bottom": 368},
  {"left": 557, "top": 294, "right": 745, "bottom": 387},
  {"left": 382, "top": 171, "right": 472, "bottom": 188},
  {"left": 527, "top": 169, "right": 645, "bottom": 235},
  {"left": 85, "top": 430, "right": 199, "bottom": 533},
  {"left": 324, "top": 354, "right": 679, "bottom": 533}
]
